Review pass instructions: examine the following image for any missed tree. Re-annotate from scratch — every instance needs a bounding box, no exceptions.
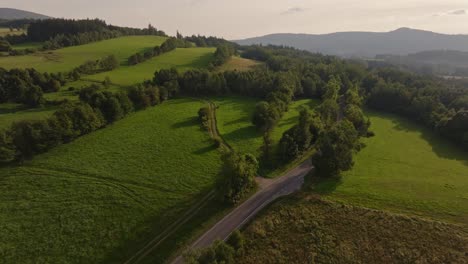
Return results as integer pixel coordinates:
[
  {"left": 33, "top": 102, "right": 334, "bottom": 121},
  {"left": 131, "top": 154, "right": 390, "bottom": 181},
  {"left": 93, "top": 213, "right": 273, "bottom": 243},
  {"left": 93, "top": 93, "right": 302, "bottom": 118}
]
[
  {"left": 0, "top": 40, "right": 11, "bottom": 52},
  {"left": 0, "top": 130, "right": 16, "bottom": 163},
  {"left": 252, "top": 101, "right": 279, "bottom": 132},
  {"left": 313, "top": 120, "right": 359, "bottom": 177},
  {"left": 217, "top": 152, "right": 259, "bottom": 204}
]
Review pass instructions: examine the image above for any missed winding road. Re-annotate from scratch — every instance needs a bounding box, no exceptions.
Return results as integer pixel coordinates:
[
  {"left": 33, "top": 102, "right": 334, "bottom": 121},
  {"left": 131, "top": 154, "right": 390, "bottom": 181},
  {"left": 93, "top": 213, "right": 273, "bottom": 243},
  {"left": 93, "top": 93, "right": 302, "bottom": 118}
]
[
  {"left": 171, "top": 159, "right": 313, "bottom": 264},
  {"left": 124, "top": 100, "right": 313, "bottom": 264}
]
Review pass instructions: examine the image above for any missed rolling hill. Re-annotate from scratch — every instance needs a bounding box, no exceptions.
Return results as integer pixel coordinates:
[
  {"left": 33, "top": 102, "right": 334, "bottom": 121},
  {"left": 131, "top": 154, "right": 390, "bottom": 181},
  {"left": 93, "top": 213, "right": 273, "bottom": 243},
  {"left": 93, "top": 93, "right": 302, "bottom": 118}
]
[
  {"left": 235, "top": 28, "right": 468, "bottom": 58},
  {"left": 0, "top": 8, "right": 50, "bottom": 20}
]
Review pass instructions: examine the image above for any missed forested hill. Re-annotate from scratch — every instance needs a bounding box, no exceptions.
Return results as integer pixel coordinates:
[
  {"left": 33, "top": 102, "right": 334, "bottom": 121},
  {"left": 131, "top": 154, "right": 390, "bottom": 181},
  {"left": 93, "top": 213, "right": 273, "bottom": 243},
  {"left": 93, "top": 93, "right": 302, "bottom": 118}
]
[
  {"left": 0, "top": 8, "right": 50, "bottom": 20},
  {"left": 235, "top": 28, "right": 468, "bottom": 58}
]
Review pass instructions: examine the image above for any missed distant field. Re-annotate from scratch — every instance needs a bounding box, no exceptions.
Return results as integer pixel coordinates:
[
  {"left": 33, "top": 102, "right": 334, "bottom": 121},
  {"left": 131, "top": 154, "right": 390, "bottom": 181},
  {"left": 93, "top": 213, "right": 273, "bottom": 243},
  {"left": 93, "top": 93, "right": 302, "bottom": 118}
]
[
  {"left": 0, "top": 36, "right": 166, "bottom": 72},
  {"left": 83, "top": 47, "right": 215, "bottom": 86},
  {"left": 0, "top": 103, "right": 57, "bottom": 129},
  {"left": 0, "top": 98, "right": 222, "bottom": 263},
  {"left": 313, "top": 111, "right": 468, "bottom": 225},
  {"left": 0, "top": 28, "right": 25, "bottom": 36},
  {"left": 12, "top": 42, "right": 43, "bottom": 50},
  {"left": 237, "top": 195, "right": 468, "bottom": 263},
  {"left": 214, "top": 97, "right": 317, "bottom": 157},
  {"left": 217, "top": 56, "right": 261, "bottom": 72}
]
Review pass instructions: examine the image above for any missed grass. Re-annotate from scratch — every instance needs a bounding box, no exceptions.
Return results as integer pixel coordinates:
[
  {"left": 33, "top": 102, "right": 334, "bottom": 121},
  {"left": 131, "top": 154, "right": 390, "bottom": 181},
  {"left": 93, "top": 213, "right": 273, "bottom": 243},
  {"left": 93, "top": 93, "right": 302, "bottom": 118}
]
[
  {"left": 0, "top": 98, "right": 223, "bottom": 263},
  {"left": 0, "top": 28, "right": 25, "bottom": 36},
  {"left": 214, "top": 97, "right": 318, "bottom": 157},
  {"left": 237, "top": 195, "right": 468, "bottom": 263},
  {"left": 312, "top": 111, "right": 468, "bottom": 225},
  {"left": 216, "top": 56, "right": 261, "bottom": 72},
  {"left": 83, "top": 47, "right": 215, "bottom": 86},
  {"left": 12, "top": 42, "right": 43, "bottom": 50},
  {"left": 0, "top": 103, "right": 57, "bottom": 129},
  {"left": 0, "top": 36, "right": 166, "bottom": 72}
]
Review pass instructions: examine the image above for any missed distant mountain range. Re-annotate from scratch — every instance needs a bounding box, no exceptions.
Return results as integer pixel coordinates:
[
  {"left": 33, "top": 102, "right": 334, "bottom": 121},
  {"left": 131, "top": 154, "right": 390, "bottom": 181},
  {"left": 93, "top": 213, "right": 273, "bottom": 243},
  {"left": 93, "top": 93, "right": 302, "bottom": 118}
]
[
  {"left": 235, "top": 28, "right": 468, "bottom": 58},
  {"left": 0, "top": 8, "right": 50, "bottom": 20}
]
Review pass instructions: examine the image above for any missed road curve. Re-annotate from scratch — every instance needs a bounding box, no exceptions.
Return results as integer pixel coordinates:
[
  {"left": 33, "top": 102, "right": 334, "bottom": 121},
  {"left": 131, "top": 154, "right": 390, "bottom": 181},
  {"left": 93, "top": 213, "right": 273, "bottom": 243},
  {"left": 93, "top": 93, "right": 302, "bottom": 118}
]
[{"left": 171, "top": 159, "right": 313, "bottom": 264}]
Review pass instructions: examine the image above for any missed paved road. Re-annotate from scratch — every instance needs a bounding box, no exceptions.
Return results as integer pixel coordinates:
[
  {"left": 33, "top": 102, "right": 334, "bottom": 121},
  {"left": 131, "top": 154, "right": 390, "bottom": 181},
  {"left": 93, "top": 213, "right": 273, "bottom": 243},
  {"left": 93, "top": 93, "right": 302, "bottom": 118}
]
[{"left": 171, "top": 159, "right": 313, "bottom": 264}]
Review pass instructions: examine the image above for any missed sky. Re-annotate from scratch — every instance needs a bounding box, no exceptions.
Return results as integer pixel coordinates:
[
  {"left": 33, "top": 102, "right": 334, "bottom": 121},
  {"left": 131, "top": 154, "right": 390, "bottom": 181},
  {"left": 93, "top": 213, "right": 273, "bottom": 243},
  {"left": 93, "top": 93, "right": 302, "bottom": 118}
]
[{"left": 4, "top": 0, "right": 468, "bottom": 39}]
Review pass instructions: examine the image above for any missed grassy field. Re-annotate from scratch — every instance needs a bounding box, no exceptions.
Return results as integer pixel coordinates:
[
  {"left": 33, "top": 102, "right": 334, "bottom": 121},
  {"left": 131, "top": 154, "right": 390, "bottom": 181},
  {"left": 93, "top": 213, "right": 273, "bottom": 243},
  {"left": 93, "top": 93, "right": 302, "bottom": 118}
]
[
  {"left": 0, "top": 28, "right": 25, "bottom": 36},
  {"left": 0, "top": 98, "right": 223, "bottom": 263},
  {"left": 0, "top": 103, "right": 57, "bottom": 129},
  {"left": 216, "top": 56, "right": 261, "bottom": 72},
  {"left": 82, "top": 47, "right": 215, "bottom": 86},
  {"left": 313, "top": 111, "right": 468, "bottom": 225},
  {"left": 12, "top": 42, "right": 43, "bottom": 50},
  {"left": 0, "top": 36, "right": 166, "bottom": 72},
  {"left": 237, "top": 195, "right": 468, "bottom": 263},
  {"left": 214, "top": 97, "right": 318, "bottom": 157}
]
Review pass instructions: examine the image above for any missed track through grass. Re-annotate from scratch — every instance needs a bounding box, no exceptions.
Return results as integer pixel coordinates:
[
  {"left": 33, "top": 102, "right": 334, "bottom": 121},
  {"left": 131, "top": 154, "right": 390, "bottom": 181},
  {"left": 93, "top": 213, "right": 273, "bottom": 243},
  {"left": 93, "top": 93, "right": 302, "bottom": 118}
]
[{"left": 0, "top": 98, "right": 222, "bottom": 263}]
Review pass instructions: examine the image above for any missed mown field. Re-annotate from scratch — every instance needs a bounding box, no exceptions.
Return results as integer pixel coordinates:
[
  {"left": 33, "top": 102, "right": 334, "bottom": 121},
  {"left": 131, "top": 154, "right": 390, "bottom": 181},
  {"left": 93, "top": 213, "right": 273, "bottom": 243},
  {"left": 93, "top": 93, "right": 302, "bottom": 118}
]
[
  {"left": 0, "top": 36, "right": 166, "bottom": 72},
  {"left": 216, "top": 56, "right": 261, "bottom": 72},
  {"left": 214, "top": 97, "right": 318, "bottom": 157},
  {"left": 83, "top": 47, "right": 215, "bottom": 86},
  {"left": 11, "top": 42, "right": 43, "bottom": 50},
  {"left": 0, "top": 103, "right": 58, "bottom": 129},
  {"left": 313, "top": 111, "right": 468, "bottom": 225},
  {"left": 0, "top": 98, "right": 223, "bottom": 263},
  {"left": 0, "top": 28, "right": 25, "bottom": 36},
  {"left": 237, "top": 195, "right": 468, "bottom": 263}
]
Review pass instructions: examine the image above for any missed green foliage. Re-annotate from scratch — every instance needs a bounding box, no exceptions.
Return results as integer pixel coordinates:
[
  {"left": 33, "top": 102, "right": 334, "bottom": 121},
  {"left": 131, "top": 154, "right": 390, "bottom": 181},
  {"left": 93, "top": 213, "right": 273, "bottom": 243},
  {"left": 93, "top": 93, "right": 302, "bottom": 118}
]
[
  {"left": 217, "top": 151, "right": 259, "bottom": 204},
  {"left": 313, "top": 120, "right": 359, "bottom": 177},
  {"left": 0, "top": 39, "right": 11, "bottom": 52}
]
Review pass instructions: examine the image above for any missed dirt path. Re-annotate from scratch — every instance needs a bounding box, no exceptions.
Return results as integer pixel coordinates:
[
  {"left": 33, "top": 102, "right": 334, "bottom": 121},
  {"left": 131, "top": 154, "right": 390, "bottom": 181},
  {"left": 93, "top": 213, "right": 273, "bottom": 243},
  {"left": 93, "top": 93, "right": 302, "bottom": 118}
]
[
  {"left": 125, "top": 100, "right": 312, "bottom": 264},
  {"left": 171, "top": 159, "right": 313, "bottom": 264}
]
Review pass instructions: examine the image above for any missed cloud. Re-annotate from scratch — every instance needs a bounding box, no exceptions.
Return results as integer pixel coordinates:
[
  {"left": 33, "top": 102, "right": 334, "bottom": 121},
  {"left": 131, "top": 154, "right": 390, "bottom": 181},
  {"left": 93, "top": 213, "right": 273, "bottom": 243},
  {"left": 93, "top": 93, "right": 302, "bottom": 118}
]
[
  {"left": 449, "top": 9, "right": 466, "bottom": 15},
  {"left": 434, "top": 9, "right": 467, "bottom": 16},
  {"left": 282, "top": 7, "right": 307, "bottom": 15}
]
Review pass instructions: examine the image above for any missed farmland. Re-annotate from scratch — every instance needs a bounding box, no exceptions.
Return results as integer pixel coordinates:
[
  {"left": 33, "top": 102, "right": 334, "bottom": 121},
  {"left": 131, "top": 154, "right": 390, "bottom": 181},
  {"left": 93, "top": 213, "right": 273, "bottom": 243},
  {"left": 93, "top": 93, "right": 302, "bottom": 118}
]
[
  {"left": 82, "top": 47, "right": 215, "bottom": 86},
  {"left": 236, "top": 195, "right": 468, "bottom": 263},
  {"left": 214, "top": 97, "right": 318, "bottom": 158},
  {"left": 0, "top": 103, "right": 57, "bottom": 129},
  {"left": 0, "top": 36, "right": 167, "bottom": 72},
  {"left": 312, "top": 111, "right": 468, "bottom": 225},
  {"left": 0, "top": 98, "right": 223, "bottom": 263}
]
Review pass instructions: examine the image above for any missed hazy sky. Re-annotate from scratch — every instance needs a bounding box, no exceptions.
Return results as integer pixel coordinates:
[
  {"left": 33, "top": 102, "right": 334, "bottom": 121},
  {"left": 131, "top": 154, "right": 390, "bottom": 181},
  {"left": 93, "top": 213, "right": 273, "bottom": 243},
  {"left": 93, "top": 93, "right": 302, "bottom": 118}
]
[{"left": 4, "top": 0, "right": 468, "bottom": 39}]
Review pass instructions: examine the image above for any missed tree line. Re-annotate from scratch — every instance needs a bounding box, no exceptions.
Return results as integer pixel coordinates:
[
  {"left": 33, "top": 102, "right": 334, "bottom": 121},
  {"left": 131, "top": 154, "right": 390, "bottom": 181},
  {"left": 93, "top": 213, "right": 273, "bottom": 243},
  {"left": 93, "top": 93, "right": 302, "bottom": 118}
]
[
  {"left": 0, "top": 19, "right": 167, "bottom": 54},
  {"left": 0, "top": 68, "right": 64, "bottom": 107},
  {"left": 363, "top": 67, "right": 468, "bottom": 151},
  {"left": 0, "top": 83, "right": 166, "bottom": 163},
  {"left": 127, "top": 37, "right": 191, "bottom": 65}
]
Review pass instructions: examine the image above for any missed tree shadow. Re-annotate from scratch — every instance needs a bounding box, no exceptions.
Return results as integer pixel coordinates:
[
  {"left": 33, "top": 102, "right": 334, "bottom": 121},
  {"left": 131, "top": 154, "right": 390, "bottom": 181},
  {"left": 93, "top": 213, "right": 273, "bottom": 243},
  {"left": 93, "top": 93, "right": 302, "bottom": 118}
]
[
  {"left": 309, "top": 176, "right": 343, "bottom": 195},
  {"left": 192, "top": 143, "right": 218, "bottom": 155},
  {"left": 382, "top": 112, "right": 468, "bottom": 166},
  {"left": 223, "top": 117, "right": 249, "bottom": 126},
  {"left": 171, "top": 117, "right": 198, "bottom": 129},
  {"left": 223, "top": 126, "right": 261, "bottom": 142}
]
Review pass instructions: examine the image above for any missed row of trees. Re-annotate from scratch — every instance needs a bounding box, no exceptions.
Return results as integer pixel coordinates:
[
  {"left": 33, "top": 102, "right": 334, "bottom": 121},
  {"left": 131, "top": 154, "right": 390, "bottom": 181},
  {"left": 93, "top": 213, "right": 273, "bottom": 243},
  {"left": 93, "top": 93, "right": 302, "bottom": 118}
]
[
  {"left": 211, "top": 44, "right": 236, "bottom": 68},
  {"left": 70, "top": 55, "right": 119, "bottom": 77},
  {"left": 0, "top": 83, "right": 166, "bottom": 163},
  {"left": 364, "top": 68, "right": 468, "bottom": 150},
  {"left": 27, "top": 19, "right": 166, "bottom": 42},
  {"left": 128, "top": 38, "right": 191, "bottom": 65},
  {"left": 0, "top": 68, "right": 64, "bottom": 107}
]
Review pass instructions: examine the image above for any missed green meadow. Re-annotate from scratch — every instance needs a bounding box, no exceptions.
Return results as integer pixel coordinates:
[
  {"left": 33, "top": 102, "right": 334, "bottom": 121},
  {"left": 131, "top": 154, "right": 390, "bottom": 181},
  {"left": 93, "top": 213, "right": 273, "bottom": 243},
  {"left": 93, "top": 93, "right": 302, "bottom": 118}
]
[
  {"left": 0, "top": 98, "right": 222, "bottom": 263},
  {"left": 0, "top": 36, "right": 166, "bottom": 72},
  {"left": 83, "top": 47, "right": 215, "bottom": 86},
  {"left": 214, "top": 97, "right": 318, "bottom": 157},
  {"left": 0, "top": 103, "right": 58, "bottom": 129},
  {"left": 313, "top": 111, "right": 468, "bottom": 225}
]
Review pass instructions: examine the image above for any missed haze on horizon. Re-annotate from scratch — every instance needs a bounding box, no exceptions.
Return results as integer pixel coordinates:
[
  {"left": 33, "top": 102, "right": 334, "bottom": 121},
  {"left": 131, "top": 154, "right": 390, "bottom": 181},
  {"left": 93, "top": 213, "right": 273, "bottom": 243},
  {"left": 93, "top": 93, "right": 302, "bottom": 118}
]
[{"left": 3, "top": 0, "right": 468, "bottom": 39}]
